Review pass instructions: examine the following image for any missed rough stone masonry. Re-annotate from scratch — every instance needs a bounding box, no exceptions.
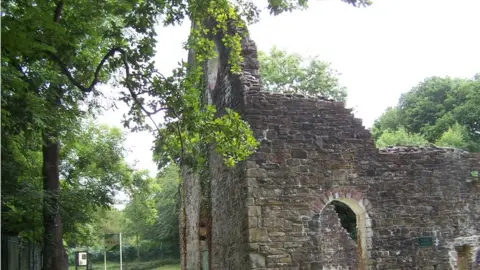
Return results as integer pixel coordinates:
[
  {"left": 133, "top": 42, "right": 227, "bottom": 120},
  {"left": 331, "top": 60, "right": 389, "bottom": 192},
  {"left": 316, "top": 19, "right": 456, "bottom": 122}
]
[{"left": 180, "top": 24, "right": 480, "bottom": 270}]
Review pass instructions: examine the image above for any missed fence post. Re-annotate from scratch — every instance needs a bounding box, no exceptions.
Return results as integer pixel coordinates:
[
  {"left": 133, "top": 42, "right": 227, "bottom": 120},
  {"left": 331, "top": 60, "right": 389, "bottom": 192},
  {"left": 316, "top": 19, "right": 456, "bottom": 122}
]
[
  {"left": 18, "top": 238, "right": 21, "bottom": 270},
  {"left": 1, "top": 236, "right": 7, "bottom": 270}
]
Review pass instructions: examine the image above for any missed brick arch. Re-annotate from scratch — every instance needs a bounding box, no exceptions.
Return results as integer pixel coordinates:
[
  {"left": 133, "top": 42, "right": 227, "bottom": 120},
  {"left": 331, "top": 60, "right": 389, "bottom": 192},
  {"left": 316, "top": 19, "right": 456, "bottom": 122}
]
[{"left": 312, "top": 187, "right": 373, "bottom": 270}]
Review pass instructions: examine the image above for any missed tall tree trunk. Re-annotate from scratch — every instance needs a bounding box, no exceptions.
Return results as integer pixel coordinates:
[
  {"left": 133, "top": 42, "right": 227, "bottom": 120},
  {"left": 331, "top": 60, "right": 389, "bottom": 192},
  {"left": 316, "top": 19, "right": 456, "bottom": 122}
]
[
  {"left": 42, "top": 3, "right": 68, "bottom": 269},
  {"left": 42, "top": 90, "right": 67, "bottom": 270}
]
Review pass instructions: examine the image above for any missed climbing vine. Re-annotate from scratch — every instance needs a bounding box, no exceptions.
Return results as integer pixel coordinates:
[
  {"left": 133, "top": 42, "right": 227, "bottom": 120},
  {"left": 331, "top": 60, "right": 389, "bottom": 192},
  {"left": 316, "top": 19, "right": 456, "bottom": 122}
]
[
  {"left": 153, "top": 1, "right": 260, "bottom": 171},
  {"left": 470, "top": 170, "right": 479, "bottom": 183}
]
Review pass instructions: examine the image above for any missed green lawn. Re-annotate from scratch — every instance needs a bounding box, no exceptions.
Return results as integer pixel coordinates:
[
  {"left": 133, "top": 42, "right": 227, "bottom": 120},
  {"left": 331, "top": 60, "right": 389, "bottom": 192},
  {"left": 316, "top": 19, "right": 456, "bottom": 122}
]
[
  {"left": 69, "top": 262, "right": 180, "bottom": 270},
  {"left": 68, "top": 261, "right": 120, "bottom": 270},
  {"left": 153, "top": 264, "right": 180, "bottom": 270}
]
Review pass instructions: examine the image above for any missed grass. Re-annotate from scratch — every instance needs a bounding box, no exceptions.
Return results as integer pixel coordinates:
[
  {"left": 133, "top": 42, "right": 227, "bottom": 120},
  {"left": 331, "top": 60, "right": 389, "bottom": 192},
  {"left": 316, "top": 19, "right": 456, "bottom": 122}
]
[
  {"left": 68, "top": 261, "right": 120, "bottom": 270},
  {"left": 153, "top": 264, "right": 180, "bottom": 270},
  {"left": 68, "top": 262, "right": 180, "bottom": 270}
]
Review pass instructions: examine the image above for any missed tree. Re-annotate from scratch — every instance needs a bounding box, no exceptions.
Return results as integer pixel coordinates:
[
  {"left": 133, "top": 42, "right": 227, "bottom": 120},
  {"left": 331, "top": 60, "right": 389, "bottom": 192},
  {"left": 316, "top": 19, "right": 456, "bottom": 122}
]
[
  {"left": 152, "top": 165, "right": 181, "bottom": 257},
  {"left": 370, "top": 107, "right": 401, "bottom": 140},
  {"left": 1, "top": 121, "right": 132, "bottom": 250},
  {"left": 3, "top": 0, "right": 122, "bottom": 265},
  {"left": 123, "top": 171, "right": 159, "bottom": 260},
  {"left": 59, "top": 121, "right": 133, "bottom": 246},
  {"left": 372, "top": 75, "right": 480, "bottom": 151},
  {"left": 258, "top": 46, "right": 347, "bottom": 101},
  {"left": 90, "top": 208, "right": 127, "bottom": 245},
  {"left": 123, "top": 164, "right": 181, "bottom": 260},
  {"left": 435, "top": 123, "right": 471, "bottom": 151},
  {"left": 375, "top": 127, "right": 428, "bottom": 148},
  {"left": 398, "top": 76, "right": 467, "bottom": 141},
  {"left": 450, "top": 77, "right": 480, "bottom": 147}
]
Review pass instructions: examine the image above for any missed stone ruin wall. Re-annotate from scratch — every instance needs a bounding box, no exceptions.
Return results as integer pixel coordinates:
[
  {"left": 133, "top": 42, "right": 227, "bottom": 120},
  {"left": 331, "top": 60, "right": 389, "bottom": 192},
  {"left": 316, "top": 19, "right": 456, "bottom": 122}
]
[
  {"left": 181, "top": 25, "right": 480, "bottom": 270},
  {"left": 181, "top": 26, "right": 259, "bottom": 270},
  {"left": 241, "top": 86, "right": 480, "bottom": 269},
  {"left": 206, "top": 31, "right": 260, "bottom": 270},
  {"left": 181, "top": 166, "right": 202, "bottom": 270}
]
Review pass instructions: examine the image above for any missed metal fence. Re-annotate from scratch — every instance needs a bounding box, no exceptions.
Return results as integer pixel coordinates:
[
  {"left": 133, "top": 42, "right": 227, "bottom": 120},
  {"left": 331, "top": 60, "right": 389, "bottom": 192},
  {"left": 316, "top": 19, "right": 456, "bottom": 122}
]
[{"left": 1, "top": 235, "right": 42, "bottom": 270}]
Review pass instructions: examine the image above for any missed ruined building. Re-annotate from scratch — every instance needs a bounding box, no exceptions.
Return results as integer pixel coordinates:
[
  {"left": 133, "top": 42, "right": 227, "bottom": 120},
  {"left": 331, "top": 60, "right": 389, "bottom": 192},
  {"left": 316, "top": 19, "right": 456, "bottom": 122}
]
[{"left": 180, "top": 25, "right": 480, "bottom": 270}]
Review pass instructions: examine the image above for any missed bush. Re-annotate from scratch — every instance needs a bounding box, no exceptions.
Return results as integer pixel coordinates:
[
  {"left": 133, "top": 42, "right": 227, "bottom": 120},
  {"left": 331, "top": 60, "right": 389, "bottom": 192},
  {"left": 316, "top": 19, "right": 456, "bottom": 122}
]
[
  {"left": 435, "top": 123, "right": 470, "bottom": 150},
  {"left": 376, "top": 127, "right": 428, "bottom": 148}
]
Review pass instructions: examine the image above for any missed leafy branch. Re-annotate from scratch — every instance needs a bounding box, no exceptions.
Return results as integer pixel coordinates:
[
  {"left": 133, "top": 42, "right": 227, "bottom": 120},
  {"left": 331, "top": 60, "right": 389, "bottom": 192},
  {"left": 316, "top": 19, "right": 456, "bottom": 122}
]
[
  {"left": 45, "top": 48, "right": 164, "bottom": 131},
  {"left": 44, "top": 48, "right": 123, "bottom": 94}
]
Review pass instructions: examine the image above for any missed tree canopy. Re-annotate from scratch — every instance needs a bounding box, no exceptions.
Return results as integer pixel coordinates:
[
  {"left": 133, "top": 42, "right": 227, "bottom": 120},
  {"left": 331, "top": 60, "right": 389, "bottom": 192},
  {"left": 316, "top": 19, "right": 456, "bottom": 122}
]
[
  {"left": 372, "top": 75, "right": 480, "bottom": 151},
  {"left": 122, "top": 164, "right": 181, "bottom": 260},
  {"left": 1, "top": 121, "right": 132, "bottom": 244},
  {"left": 258, "top": 46, "right": 347, "bottom": 101}
]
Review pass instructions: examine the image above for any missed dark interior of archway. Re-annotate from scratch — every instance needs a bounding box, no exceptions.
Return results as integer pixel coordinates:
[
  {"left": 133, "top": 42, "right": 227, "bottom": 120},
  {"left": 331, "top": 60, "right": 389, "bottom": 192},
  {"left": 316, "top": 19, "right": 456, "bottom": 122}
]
[{"left": 331, "top": 201, "right": 357, "bottom": 242}]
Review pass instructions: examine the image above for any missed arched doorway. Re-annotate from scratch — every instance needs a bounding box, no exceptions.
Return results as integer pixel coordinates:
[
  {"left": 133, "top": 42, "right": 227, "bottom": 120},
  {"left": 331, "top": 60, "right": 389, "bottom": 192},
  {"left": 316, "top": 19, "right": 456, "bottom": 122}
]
[
  {"left": 312, "top": 188, "right": 373, "bottom": 270},
  {"left": 330, "top": 200, "right": 358, "bottom": 242}
]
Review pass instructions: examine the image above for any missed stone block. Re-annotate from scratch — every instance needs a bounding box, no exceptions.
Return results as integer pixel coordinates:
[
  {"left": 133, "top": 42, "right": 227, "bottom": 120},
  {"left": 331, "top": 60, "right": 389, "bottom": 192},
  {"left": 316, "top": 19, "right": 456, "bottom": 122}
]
[
  {"left": 249, "top": 253, "right": 266, "bottom": 268},
  {"left": 249, "top": 228, "right": 269, "bottom": 242},
  {"left": 248, "top": 217, "right": 258, "bottom": 228},
  {"left": 248, "top": 206, "right": 262, "bottom": 217},
  {"left": 291, "top": 149, "right": 307, "bottom": 159}
]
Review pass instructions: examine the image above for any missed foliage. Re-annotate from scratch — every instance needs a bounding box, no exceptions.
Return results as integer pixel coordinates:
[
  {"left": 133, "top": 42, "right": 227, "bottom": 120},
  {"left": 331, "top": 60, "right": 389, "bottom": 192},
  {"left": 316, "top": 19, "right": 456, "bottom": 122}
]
[
  {"left": 123, "top": 164, "right": 180, "bottom": 260},
  {"left": 1, "top": 0, "right": 368, "bottom": 174},
  {"left": 258, "top": 46, "right": 347, "bottom": 101},
  {"left": 372, "top": 75, "right": 480, "bottom": 151},
  {"left": 399, "top": 76, "right": 466, "bottom": 141},
  {"left": 152, "top": 165, "right": 181, "bottom": 254},
  {"left": 1, "top": 130, "right": 43, "bottom": 240},
  {"left": 265, "top": 0, "right": 371, "bottom": 15},
  {"left": 91, "top": 208, "right": 127, "bottom": 237},
  {"left": 124, "top": 171, "right": 160, "bottom": 237},
  {"left": 375, "top": 127, "right": 428, "bottom": 148},
  {"left": 370, "top": 107, "right": 400, "bottom": 140},
  {"left": 1, "top": 121, "right": 132, "bottom": 246},
  {"left": 2, "top": 0, "right": 129, "bottom": 265},
  {"left": 60, "top": 122, "right": 132, "bottom": 246},
  {"left": 435, "top": 123, "right": 471, "bottom": 151}
]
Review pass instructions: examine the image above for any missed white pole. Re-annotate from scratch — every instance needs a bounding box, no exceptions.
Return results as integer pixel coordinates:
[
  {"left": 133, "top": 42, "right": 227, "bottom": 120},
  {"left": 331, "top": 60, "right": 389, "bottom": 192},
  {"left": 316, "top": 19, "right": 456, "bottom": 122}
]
[
  {"left": 119, "top": 233, "right": 123, "bottom": 270},
  {"left": 104, "top": 250, "right": 107, "bottom": 270}
]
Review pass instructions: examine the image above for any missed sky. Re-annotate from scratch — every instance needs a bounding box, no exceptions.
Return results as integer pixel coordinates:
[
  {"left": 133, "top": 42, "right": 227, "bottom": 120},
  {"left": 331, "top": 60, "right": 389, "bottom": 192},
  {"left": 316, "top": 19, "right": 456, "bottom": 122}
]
[{"left": 98, "top": 0, "right": 480, "bottom": 179}]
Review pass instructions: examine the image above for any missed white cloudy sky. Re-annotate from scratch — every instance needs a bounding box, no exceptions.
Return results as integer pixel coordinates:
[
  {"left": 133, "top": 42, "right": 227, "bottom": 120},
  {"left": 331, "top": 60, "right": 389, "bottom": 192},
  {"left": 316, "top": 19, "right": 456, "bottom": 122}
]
[{"left": 98, "top": 0, "right": 480, "bottom": 178}]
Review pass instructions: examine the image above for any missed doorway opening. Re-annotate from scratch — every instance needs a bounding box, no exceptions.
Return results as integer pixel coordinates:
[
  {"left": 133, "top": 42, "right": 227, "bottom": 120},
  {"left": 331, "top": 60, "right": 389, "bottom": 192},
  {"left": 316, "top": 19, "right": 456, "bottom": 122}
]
[
  {"left": 313, "top": 193, "right": 372, "bottom": 270},
  {"left": 331, "top": 200, "right": 358, "bottom": 243}
]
